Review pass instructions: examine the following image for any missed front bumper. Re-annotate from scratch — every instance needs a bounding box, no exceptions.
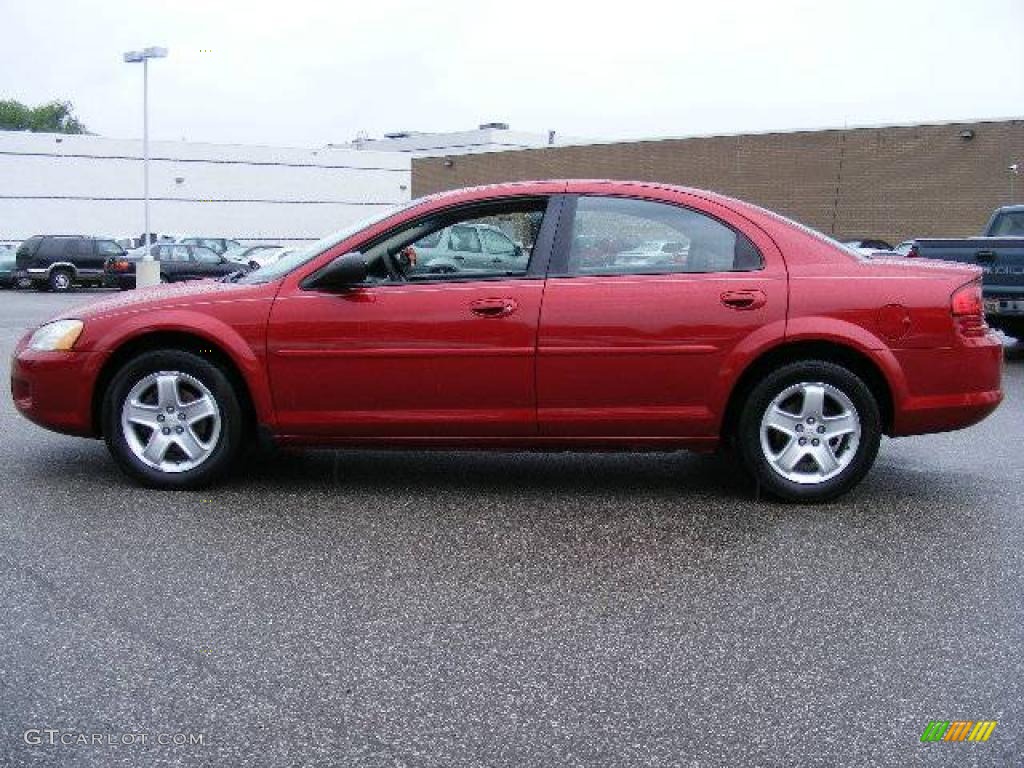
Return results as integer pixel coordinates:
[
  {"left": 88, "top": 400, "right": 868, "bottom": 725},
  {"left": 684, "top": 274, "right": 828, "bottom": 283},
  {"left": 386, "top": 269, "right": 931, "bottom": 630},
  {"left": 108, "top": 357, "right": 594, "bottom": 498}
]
[{"left": 11, "top": 343, "right": 102, "bottom": 437}]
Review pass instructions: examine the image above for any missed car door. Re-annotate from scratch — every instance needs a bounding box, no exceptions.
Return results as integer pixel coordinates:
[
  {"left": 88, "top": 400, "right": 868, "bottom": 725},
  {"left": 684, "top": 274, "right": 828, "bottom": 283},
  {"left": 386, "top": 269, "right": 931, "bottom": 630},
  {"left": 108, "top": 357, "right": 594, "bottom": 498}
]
[
  {"left": 67, "top": 238, "right": 97, "bottom": 277},
  {"left": 82, "top": 239, "right": 106, "bottom": 274},
  {"left": 536, "top": 192, "right": 787, "bottom": 438},
  {"left": 266, "top": 196, "right": 561, "bottom": 438},
  {"left": 157, "top": 245, "right": 187, "bottom": 280}
]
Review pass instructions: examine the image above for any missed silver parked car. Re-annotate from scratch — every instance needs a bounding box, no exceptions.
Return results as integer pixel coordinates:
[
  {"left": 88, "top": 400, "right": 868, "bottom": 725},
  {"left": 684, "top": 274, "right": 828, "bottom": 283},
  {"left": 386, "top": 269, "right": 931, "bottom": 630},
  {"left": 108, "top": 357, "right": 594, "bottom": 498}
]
[{"left": 403, "top": 223, "right": 527, "bottom": 275}]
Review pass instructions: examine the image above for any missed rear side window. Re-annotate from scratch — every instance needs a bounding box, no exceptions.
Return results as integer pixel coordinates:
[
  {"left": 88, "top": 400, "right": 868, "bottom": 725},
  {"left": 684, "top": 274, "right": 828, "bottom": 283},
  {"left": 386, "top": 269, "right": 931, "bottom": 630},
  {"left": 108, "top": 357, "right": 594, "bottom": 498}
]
[
  {"left": 16, "top": 237, "right": 41, "bottom": 258},
  {"left": 564, "top": 196, "right": 763, "bottom": 276},
  {"left": 69, "top": 239, "right": 93, "bottom": 257},
  {"left": 37, "top": 238, "right": 70, "bottom": 259}
]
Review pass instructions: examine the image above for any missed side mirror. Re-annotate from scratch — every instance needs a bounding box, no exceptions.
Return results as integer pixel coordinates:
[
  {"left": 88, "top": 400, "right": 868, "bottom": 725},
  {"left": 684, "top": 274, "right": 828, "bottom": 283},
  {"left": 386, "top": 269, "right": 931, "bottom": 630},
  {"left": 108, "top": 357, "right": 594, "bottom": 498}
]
[{"left": 306, "top": 252, "right": 368, "bottom": 290}]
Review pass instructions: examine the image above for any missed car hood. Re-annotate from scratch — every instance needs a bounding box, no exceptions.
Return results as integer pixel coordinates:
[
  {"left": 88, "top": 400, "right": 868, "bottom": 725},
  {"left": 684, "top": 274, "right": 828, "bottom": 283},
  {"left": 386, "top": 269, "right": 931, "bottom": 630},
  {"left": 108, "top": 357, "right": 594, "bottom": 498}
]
[{"left": 56, "top": 280, "right": 271, "bottom": 324}]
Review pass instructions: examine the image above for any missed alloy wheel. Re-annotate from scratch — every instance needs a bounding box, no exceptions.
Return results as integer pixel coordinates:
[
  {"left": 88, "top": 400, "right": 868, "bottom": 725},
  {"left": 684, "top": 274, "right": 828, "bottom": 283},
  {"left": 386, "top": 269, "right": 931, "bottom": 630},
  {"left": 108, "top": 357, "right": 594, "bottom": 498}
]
[
  {"left": 759, "top": 381, "right": 861, "bottom": 485},
  {"left": 120, "top": 370, "right": 222, "bottom": 473}
]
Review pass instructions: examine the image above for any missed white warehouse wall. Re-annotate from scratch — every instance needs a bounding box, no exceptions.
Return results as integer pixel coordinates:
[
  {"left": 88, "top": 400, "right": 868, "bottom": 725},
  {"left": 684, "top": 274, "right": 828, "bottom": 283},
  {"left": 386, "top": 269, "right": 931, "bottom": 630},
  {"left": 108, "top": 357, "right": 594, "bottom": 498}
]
[{"left": 0, "top": 131, "right": 412, "bottom": 245}]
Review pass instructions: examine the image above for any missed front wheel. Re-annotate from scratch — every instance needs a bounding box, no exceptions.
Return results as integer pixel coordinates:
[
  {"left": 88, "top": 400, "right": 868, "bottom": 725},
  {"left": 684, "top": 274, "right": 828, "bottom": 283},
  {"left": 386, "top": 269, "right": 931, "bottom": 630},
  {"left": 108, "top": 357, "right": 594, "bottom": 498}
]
[
  {"left": 102, "top": 350, "right": 243, "bottom": 488},
  {"left": 737, "top": 361, "right": 881, "bottom": 503}
]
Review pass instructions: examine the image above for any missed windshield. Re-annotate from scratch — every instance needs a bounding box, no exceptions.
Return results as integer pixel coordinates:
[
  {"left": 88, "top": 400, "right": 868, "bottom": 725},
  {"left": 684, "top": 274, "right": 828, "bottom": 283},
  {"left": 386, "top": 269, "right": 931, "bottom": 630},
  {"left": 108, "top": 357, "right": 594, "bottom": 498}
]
[
  {"left": 989, "top": 210, "right": 1024, "bottom": 237},
  {"left": 236, "top": 204, "right": 414, "bottom": 284}
]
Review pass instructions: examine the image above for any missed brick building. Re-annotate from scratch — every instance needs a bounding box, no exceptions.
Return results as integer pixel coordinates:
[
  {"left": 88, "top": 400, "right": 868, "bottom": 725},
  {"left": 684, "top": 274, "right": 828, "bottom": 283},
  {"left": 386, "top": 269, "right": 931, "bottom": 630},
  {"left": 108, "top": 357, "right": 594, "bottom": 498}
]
[{"left": 412, "top": 119, "right": 1024, "bottom": 245}]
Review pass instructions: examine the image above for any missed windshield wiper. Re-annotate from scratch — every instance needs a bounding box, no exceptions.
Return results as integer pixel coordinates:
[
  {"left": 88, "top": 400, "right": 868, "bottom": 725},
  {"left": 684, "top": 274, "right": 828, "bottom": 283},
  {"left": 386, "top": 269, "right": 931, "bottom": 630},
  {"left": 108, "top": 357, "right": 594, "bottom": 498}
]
[{"left": 220, "top": 270, "right": 245, "bottom": 283}]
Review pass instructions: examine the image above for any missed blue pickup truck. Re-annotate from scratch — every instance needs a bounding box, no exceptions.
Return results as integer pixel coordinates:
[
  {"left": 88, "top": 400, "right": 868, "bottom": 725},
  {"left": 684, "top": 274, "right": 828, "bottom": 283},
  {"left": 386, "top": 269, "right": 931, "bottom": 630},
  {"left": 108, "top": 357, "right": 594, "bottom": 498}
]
[{"left": 908, "top": 205, "right": 1024, "bottom": 340}]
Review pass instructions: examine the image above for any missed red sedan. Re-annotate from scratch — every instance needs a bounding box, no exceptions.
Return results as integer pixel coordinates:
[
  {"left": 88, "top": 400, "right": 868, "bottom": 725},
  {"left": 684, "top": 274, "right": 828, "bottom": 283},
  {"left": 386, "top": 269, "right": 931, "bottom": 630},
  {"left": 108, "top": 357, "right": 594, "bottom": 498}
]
[{"left": 11, "top": 181, "right": 1003, "bottom": 501}]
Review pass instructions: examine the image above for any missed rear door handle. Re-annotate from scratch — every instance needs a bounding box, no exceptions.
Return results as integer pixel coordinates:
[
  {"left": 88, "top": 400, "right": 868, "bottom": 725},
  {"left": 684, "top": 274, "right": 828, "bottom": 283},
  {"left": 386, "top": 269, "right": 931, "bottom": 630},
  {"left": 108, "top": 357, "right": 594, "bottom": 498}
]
[
  {"left": 470, "top": 298, "right": 517, "bottom": 318},
  {"left": 975, "top": 250, "right": 996, "bottom": 262},
  {"left": 720, "top": 289, "right": 767, "bottom": 310}
]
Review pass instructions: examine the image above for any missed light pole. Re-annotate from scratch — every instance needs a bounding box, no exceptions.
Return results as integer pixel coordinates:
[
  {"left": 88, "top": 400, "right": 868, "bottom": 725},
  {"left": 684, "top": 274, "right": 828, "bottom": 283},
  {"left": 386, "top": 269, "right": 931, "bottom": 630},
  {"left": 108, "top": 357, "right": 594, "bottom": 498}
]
[{"left": 123, "top": 46, "right": 168, "bottom": 287}]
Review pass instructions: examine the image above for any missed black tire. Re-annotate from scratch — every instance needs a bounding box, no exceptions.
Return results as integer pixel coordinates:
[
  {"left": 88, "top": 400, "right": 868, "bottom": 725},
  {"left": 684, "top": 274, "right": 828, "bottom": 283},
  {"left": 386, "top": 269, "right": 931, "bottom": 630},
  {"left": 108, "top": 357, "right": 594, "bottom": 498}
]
[
  {"left": 736, "top": 360, "right": 881, "bottom": 503},
  {"left": 48, "top": 269, "right": 73, "bottom": 292},
  {"left": 102, "top": 349, "right": 244, "bottom": 489},
  {"left": 159, "top": 274, "right": 170, "bottom": 284}
]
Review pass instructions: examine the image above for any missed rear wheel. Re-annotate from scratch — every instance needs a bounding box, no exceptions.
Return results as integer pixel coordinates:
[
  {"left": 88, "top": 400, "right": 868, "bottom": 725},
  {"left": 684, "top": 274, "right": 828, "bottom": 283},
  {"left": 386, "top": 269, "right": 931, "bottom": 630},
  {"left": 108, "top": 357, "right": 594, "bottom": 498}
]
[
  {"left": 737, "top": 361, "right": 881, "bottom": 502},
  {"left": 102, "top": 350, "right": 243, "bottom": 489},
  {"left": 49, "top": 269, "right": 73, "bottom": 292}
]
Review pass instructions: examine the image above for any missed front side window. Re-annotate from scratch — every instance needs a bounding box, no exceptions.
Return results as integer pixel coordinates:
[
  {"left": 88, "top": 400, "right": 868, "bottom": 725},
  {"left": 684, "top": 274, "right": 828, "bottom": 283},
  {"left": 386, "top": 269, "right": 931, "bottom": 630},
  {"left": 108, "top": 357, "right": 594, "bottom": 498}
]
[
  {"left": 97, "top": 240, "right": 123, "bottom": 257},
  {"left": 565, "top": 196, "right": 762, "bottom": 276},
  {"left": 37, "top": 238, "right": 68, "bottom": 259},
  {"left": 480, "top": 227, "right": 517, "bottom": 256},
  {"left": 355, "top": 200, "right": 547, "bottom": 284},
  {"left": 192, "top": 247, "right": 221, "bottom": 264}
]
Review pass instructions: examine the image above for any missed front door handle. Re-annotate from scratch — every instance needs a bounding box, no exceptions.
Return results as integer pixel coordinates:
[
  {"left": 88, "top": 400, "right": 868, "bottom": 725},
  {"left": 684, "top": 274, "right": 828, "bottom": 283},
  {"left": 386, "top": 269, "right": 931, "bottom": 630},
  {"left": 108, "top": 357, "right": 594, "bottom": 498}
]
[
  {"left": 721, "top": 289, "right": 767, "bottom": 310},
  {"left": 470, "top": 298, "right": 517, "bottom": 318}
]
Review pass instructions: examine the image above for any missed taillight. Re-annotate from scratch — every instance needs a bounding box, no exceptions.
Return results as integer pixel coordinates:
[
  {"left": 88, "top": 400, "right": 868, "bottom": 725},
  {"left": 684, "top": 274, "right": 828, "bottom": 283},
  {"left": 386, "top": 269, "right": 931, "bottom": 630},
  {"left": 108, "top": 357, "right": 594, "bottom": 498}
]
[
  {"left": 951, "top": 280, "right": 987, "bottom": 336},
  {"left": 109, "top": 259, "right": 130, "bottom": 272},
  {"left": 906, "top": 244, "right": 920, "bottom": 258}
]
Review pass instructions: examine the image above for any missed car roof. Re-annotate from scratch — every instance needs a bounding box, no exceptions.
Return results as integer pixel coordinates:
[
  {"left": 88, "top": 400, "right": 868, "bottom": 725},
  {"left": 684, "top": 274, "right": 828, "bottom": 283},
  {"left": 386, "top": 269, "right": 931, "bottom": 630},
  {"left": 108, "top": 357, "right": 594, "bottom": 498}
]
[{"left": 409, "top": 180, "right": 755, "bottom": 223}]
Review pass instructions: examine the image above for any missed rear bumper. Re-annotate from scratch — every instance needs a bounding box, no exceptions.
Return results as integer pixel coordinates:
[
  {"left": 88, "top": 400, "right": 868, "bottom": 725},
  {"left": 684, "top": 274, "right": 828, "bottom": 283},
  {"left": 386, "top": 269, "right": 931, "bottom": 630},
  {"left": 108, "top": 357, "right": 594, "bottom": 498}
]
[
  {"left": 10, "top": 343, "right": 102, "bottom": 437},
  {"left": 103, "top": 272, "right": 135, "bottom": 289},
  {"left": 891, "top": 334, "right": 1004, "bottom": 436}
]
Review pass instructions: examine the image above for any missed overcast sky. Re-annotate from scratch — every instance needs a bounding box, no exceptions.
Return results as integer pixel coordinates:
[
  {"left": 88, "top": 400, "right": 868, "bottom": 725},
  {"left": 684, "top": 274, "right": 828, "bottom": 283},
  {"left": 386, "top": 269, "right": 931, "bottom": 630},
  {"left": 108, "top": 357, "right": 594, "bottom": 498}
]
[{"left": 2, "top": 0, "right": 1022, "bottom": 148}]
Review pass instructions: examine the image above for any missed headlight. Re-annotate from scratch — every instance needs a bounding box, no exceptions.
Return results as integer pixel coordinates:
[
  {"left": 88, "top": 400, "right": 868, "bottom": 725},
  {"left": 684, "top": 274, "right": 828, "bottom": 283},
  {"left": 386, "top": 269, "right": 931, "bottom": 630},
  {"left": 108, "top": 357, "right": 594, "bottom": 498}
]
[{"left": 28, "top": 320, "right": 84, "bottom": 351}]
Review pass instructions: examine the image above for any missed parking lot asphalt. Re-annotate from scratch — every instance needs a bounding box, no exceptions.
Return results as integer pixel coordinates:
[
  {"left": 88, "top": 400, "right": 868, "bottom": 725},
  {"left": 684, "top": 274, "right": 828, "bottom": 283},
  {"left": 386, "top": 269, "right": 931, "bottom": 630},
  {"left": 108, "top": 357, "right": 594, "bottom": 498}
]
[{"left": 0, "top": 289, "right": 1021, "bottom": 768}]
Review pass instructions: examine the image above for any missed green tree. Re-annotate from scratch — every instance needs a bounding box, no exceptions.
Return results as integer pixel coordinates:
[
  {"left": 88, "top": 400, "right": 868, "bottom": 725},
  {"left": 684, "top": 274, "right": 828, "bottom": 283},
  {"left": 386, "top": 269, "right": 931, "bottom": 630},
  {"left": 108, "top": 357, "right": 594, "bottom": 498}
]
[{"left": 0, "top": 99, "right": 88, "bottom": 134}]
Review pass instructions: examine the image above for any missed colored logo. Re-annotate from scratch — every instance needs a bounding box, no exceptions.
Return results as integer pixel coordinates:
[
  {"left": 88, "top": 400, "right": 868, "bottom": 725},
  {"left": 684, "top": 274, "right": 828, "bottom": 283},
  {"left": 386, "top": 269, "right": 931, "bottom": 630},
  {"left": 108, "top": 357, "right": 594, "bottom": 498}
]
[{"left": 921, "top": 720, "right": 997, "bottom": 742}]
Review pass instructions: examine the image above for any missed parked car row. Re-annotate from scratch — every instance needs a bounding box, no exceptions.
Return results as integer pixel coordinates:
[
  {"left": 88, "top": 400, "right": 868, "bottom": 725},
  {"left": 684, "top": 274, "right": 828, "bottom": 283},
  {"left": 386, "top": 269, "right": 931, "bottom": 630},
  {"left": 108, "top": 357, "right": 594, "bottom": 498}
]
[
  {"left": 6, "top": 234, "right": 299, "bottom": 291},
  {"left": 104, "top": 243, "right": 250, "bottom": 290}
]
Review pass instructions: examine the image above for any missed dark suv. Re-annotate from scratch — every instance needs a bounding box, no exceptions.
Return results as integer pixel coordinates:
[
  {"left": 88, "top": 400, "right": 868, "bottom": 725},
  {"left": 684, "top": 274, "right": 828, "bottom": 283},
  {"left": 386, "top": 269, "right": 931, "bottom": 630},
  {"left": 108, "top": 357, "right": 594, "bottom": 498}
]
[{"left": 15, "top": 236, "right": 127, "bottom": 292}]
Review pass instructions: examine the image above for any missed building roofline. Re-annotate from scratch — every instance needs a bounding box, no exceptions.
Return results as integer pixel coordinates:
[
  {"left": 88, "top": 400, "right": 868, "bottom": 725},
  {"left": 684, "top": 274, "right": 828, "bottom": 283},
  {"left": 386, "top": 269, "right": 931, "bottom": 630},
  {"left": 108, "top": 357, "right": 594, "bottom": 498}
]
[{"left": 412, "top": 115, "right": 1024, "bottom": 159}]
